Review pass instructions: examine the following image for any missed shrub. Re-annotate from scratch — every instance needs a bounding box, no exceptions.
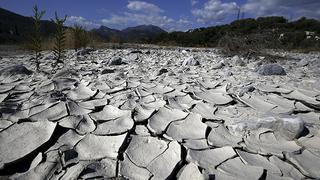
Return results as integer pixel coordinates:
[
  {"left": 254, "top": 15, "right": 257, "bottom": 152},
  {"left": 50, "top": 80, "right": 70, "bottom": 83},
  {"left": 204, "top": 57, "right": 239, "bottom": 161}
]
[
  {"left": 72, "top": 24, "right": 89, "bottom": 51},
  {"left": 31, "top": 5, "right": 45, "bottom": 71},
  {"left": 52, "top": 12, "right": 67, "bottom": 66}
]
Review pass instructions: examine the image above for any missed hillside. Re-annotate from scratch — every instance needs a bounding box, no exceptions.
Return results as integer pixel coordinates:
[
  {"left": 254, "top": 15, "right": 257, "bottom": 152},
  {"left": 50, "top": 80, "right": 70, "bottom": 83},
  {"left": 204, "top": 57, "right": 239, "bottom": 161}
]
[
  {"left": 0, "top": 8, "right": 56, "bottom": 44},
  {"left": 92, "top": 24, "right": 167, "bottom": 43},
  {"left": 153, "top": 16, "right": 320, "bottom": 50}
]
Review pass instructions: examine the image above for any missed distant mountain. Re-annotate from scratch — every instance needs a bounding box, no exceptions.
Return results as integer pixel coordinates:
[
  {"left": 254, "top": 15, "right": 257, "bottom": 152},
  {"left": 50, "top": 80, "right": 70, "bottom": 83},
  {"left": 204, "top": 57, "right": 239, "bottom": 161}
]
[
  {"left": 0, "top": 7, "right": 166, "bottom": 44},
  {"left": 91, "top": 26, "right": 121, "bottom": 41},
  {"left": 92, "top": 24, "right": 167, "bottom": 42},
  {"left": 0, "top": 8, "right": 56, "bottom": 44}
]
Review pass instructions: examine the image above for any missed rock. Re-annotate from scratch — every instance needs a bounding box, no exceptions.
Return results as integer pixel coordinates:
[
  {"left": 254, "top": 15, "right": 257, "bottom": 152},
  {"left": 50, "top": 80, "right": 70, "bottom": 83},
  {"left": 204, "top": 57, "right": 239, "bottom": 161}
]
[
  {"left": 182, "top": 139, "right": 211, "bottom": 150},
  {"left": 236, "top": 149, "right": 281, "bottom": 175},
  {"left": 0, "top": 64, "right": 33, "bottom": 77},
  {"left": 212, "top": 62, "right": 224, "bottom": 69},
  {"left": 120, "top": 153, "right": 152, "bottom": 180},
  {"left": 187, "top": 146, "right": 236, "bottom": 171},
  {"left": 93, "top": 116, "right": 134, "bottom": 135},
  {"left": 232, "top": 55, "right": 245, "bottom": 66},
  {"left": 214, "top": 157, "right": 264, "bottom": 179},
  {"left": 130, "top": 50, "right": 143, "bottom": 54},
  {"left": 75, "top": 133, "right": 127, "bottom": 160},
  {"left": 101, "top": 68, "right": 115, "bottom": 74},
  {"left": 126, "top": 135, "right": 167, "bottom": 167},
  {"left": 208, "top": 125, "right": 242, "bottom": 147},
  {"left": 90, "top": 105, "right": 131, "bottom": 121},
  {"left": 166, "top": 113, "right": 207, "bottom": 141},
  {"left": 133, "top": 104, "right": 155, "bottom": 122},
  {"left": 257, "top": 63, "right": 286, "bottom": 75},
  {"left": 67, "top": 84, "right": 96, "bottom": 101},
  {"left": 297, "top": 59, "right": 309, "bottom": 67},
  {"left": 76, "top": 48, "right": 92, "bottom": 56},
  {"left": 147, "top": 141, "right": 181, "bottom": 179},
  {"left": 182, "top": 56, "right": 200, "bottom": 66},
  {"left": 79, "top": 158, "right": 117, "bottom": 179},
  {"left": 147, "top": 106, "right": 188, "bottom": 134},
  {"left": 59, "top": 115, "right": 96, "bottom": 135},
  {"left": 191, "top": 102, "right": 217, "bottom": 119},
  {"left": 243, "top": 130, "right": 301, "bottom": 157},
  {"left": 108, "top": 57, "right": 125, "bottom": 65},
  {"left": 67, "top": 101, "right": 92, "bottom": 115},
  {"left": 158, "top": 68, "right": 168, "bottom": 75},
  {"left": 285, "top": 150, "right": 320, "bottom": 178},
  {"left": 177, "top": 162, "right": 204, "bottom": 180},
  {"left": 54, "top": 69, "right": 79, "bottom": 79},
  {"left": 238, "top": 85, "right": 255, "bottom": 96},
  {"left": 195, "top": 90, "right": 233, "bottom": 105},
  {"left": 269, "top": 156, "right": 305, "bottom": 179},
  {"left": 29, "top": 102, "right": 68, "bottom": 122},
  {"left": 0, "top": 121, "right": 56, "bottom": 168}
]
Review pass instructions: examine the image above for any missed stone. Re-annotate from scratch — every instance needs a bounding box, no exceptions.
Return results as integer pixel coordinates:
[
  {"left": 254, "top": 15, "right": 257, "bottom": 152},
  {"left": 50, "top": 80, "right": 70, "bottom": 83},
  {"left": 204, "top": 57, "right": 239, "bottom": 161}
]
[
  {"left": 182, "top": 56, "right": 200, "bottom": 66},
  {"left": 101, "top": 68, "right": 115, "bottom": 74},
  {"left": 0, "top": 121, "right": 56, "bottom": 168},
  {"left": 195, "top": 91, "right": 233, "bottom": 105},
  {"left": 186, "top": 146, "right": 236, "bottom": 171},
  {"left": 257, "top": 63, "right": 286, "bottom": 76},
  {"left": 79, "top": 158, "right": 117, "bottom": 179},
  {"left": 75, "top": 133, "right": 127, "bottom": 160},
  {"left": 0, "top": 64, "right": 33, "bottom": 78},
  {"left": 177, "top": 162, "right": 204, "bottom": 180},
  {"left": 166, "top": 113, "right": 207, "bottom": 141},
  {"left": 236, "top": 149, "right": 281, "bottom": 175},
  {"left": 215, "top": 157, "right": 264, "bottom": 179},
  {"left": 120, "top": 153, "right": 152, "bottom": 180},
  {"left": 269, "top": 156, "right": 305, "bottom": 179},
  {"left": 147, "top": 141, "right": 181, "bottom": 179},
  {"left": 232, "top": 55, "right": 245, "bottom": 66},
  {"left": 212, "top": 62, "right": 224, "bottom": 69},
  {"left": 158, "top": 68, "right": 168, "bottom": 75},
  {"left": 191, "top": 102, "right": 217, "bottom": 119},
  {"left": 133, "top": 104, "right": 155, "bottom": 122},
  {"left": 90, "top": 105, "right": 131, "bottom": 121},
  {"left": 93, "top": 116, "right": 134, "bottom": 135},
  {"left": 125, "top": 135, "right": 167, "bottom": 167},
  {"left": 147, "top": 106, "right": 188, "bottom": 134},
  {"left": 108, "top": 57, "right": 125, "bottom": 65},
  {"left": 208, "top": 125, "right": 242, "bottom": 147},
  {"left": 29, "top": 102, "right": 68, "bottom": 121},
  {"left": 285, "top": 150, "right": 320, "bottom": 178},
  {"left": 297, "top": 58, "right": 309, "bottom": 67}
]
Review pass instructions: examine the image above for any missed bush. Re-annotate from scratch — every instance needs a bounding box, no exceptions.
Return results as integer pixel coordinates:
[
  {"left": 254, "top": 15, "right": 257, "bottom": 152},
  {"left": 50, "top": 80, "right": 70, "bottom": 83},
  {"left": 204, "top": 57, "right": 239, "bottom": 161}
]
[
  {"left": 52, "top": 12, "right": 67, "bottom": 66},
  {"left": 31, "top": 5, "right": 45, "bottom": 71},
  {"left": 72, "top": 24, "right": 89, "bottom": 51}
]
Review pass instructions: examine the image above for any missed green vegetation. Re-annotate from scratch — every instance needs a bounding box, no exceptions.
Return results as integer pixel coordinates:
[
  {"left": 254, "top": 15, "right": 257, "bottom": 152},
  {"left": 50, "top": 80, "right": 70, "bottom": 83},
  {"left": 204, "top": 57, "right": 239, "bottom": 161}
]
[
  {"left": 72, "top": 24, "right": 89, "bottom": 51},
  {"left": 51, "top": 12, "right": 67, "bottom": 66},
  {"left": 31, "top": 5, "right": 45, "bottom": 71},
  {"left": 152, "top": 16, "right": 320, "bottom": 52}
]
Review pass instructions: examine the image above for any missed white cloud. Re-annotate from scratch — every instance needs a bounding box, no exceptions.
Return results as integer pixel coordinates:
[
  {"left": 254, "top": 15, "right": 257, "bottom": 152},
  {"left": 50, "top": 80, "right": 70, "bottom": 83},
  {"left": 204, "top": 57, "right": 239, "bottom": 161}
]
[
  {"left": 192, "top": 0, "right": 239, "bottom": 24},
  {"left": 127, "top": 1, "right": 163, "bottom": 14},
  {"left": 66, "top": 16, "right": 100, "bottom": 29},
  {"left": 101, "top": 1, "right": 192, "bottom": 31},
  {"left": 243, "top": 0, "right": 320, "bottom": 19},
  {"left": 191, "top": 0, "right": 198, "bottom": 6}
]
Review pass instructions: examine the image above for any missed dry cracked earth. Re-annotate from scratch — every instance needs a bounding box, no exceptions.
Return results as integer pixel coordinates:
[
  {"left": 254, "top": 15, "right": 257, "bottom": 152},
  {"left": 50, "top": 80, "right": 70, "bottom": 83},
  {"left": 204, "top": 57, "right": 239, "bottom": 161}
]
[{"left": 0, "top": 47, "right": 320, "bottom": 180}]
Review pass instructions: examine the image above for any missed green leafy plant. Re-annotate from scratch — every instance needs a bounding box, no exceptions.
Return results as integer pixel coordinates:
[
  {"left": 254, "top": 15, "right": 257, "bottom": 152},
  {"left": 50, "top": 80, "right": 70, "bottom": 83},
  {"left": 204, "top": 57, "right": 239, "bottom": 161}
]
[
  {"left": 31, "top": 5, "right": 45, "bottom": 71},
  {"left": 52, "top": 12, "right": 67, "bottom": 66},
  {"left": 72, "top": 24, "right": 89, "bottom": 51}
]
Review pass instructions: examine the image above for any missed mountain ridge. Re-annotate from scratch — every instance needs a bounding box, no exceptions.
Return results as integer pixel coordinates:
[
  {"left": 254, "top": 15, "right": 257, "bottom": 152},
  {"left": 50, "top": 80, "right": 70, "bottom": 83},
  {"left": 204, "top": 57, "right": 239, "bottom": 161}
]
[
  {"left": 0, "top": 7, "right": 167, "bottom": 44},
  {"left": 92, "top": 24, "right": 167, "bottom": 42}
]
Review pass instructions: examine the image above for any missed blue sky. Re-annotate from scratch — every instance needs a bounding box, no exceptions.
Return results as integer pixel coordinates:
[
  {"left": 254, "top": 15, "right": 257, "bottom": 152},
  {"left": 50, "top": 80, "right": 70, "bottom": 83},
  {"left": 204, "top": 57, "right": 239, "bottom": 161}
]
[{"left": 1, "top": 0, "right": 319, "bottom": 31}]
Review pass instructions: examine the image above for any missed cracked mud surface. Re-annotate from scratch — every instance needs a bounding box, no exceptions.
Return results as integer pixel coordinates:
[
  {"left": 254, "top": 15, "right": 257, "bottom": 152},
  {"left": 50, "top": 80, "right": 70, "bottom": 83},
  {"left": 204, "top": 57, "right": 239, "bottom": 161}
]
[{"left": 0, "top": 48, "right": 320, "bottom": 179}]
